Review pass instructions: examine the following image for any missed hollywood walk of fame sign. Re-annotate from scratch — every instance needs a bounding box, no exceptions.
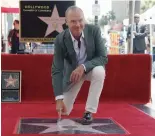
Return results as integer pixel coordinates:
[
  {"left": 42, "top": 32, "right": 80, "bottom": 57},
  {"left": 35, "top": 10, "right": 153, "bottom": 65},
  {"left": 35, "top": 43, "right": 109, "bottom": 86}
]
[
  {"left": 20, "top": 1, "right": 75, "bottom": 42},
  {"left": 17, "top": 118, "right": 127, "bottom": 134},
  {"left": 1, "top": 71, "right": 21, "bottom": 102}
]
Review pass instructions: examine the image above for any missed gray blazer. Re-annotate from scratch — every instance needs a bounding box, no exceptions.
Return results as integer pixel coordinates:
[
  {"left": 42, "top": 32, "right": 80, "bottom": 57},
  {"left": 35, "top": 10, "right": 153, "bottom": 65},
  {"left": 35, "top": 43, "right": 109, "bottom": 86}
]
[
  {"left": 52, "top": 24, "right": 108, "bottom": 97},
  {"left": 127, "top": 23, "right": 148, "bottom": 51}
]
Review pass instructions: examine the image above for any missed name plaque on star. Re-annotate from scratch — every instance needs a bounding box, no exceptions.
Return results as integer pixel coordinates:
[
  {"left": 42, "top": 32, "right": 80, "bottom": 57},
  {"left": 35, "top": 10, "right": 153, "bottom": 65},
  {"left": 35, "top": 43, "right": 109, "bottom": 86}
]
[
  {"left": 20, "top": 1, "right": 75, "bottom": 42},
  {"left": 1, "top": 71, "right": 21, "bottom": 103}
]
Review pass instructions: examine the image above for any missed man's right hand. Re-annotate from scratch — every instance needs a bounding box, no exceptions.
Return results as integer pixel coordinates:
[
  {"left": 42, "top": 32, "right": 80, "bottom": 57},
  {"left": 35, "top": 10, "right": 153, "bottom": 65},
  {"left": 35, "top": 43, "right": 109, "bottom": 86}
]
[
  {"left": 133, "top": 31, "right": 136, "bottom": 36},
  {"left": 8, "top": 42, "right": 12, "bottom": 46},
  {"left": 56, "top": 99, "right": 67, "bottom": 114}
]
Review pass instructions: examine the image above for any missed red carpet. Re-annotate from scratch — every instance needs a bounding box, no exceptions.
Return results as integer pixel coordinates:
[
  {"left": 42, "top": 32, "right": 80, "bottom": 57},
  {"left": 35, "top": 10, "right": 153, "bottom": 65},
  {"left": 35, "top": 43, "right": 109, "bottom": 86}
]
[{"left": 2, "top": 103, "right": 155, "bottom": 136}]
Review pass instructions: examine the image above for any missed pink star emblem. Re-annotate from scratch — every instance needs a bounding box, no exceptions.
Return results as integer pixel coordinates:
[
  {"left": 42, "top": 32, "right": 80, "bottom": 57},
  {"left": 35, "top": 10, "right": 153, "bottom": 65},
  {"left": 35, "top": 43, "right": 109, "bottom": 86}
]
[
  {"left": 4, "top": 75, "right": 17, "bottom": 88},
  {"left": 38, "top": 5, "right": 65, "bottom": 36}
]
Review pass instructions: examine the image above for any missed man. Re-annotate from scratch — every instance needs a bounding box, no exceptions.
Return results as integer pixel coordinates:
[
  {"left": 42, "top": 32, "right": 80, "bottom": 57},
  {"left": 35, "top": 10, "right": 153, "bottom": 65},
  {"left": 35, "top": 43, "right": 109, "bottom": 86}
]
[
  {"left": 8, "top": 20, "right": 20, "bottom": 54},
  {"left": 1, "top": 34, "right": 5, "bottom": 52},
  {"left": 52, "top": 6, "right": 108, "bottom": 125},
  {"left": 127, "top": 14, "right": 148, "bottom": 53}
]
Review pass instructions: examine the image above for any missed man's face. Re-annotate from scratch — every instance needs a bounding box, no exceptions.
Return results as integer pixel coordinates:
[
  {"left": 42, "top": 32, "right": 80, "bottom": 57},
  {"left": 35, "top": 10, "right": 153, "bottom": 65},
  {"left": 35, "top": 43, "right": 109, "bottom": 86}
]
[
  {"left": 66, "top": 9, "right": 85, "bottom": 37},
  {"left": 134, "top": 16, "right": 140, "bottom": 24},
  {"left": 14, "top": 22, "right": 19, "bottom": 30}
]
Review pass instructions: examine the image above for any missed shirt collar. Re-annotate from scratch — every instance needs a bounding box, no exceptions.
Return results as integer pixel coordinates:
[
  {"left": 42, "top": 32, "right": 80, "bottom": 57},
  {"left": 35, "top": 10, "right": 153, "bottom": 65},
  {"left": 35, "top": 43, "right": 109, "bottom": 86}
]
[
  {"left": 69, "top": 30, "right": 84, "bottom": 42},
  {"left": 135, "top": 22, "right": 139, "bottom": 25}
]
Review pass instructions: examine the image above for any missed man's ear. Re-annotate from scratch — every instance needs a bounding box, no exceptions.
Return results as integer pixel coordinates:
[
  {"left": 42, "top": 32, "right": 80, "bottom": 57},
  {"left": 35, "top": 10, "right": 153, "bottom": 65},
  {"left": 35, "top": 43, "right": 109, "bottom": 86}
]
[{"left": 65, "top": 19, "right": 68, "bottom": 26}]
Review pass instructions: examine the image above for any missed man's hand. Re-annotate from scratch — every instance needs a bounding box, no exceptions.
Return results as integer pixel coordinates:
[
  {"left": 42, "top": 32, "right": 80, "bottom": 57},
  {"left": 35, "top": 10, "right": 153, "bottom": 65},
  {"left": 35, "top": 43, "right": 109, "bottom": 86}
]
[
  {"left": 56, "top": 99, "right": 67, "bottom": 114},
  {"left": 17, "top": 33, "right": 19, "bottom": 37},
  {"left": 70, "top": 65, "right": 85, "bottom": 83},
  {"left": 133, "top": 31, "right": 136, "bottom": 36},
  {"left": 146, "top": 46, "right": 150, "bottom": 53},
  {"left": 8, "top": 42, "right": 12, "bottom": 46}
]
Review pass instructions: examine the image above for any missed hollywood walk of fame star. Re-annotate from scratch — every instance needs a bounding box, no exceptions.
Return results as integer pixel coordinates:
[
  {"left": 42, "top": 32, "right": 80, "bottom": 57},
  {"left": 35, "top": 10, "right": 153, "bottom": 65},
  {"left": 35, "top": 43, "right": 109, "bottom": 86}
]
[
  {"left": 4, "top": 75, "right": 17, "bottom": 88},
  {"left": 38, "top": 5, "right": 65, "bottom": 37},
  {"left": 22, "top": 119, "right": 113, "bottom": 134}
]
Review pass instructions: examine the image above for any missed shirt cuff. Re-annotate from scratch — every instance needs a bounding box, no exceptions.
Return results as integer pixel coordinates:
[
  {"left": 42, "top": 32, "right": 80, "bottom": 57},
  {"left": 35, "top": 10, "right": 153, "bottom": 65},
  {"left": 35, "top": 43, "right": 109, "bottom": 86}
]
[
  {"left": 55, "top": 95, "right": 64, "bottom": 100},
  {"left": 81, "top": 64, "right": 86, "bottom": 72}
]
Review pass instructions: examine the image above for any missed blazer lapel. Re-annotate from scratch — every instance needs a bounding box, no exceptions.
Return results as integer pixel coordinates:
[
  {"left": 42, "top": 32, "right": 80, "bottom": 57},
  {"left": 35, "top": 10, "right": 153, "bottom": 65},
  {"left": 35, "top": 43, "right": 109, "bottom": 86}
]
[
  {"left": 83, "top": 25, "right": 92, "bottom": 60},
  {"left": 64, "top": 29, "right": 77, "bottom": 68}
]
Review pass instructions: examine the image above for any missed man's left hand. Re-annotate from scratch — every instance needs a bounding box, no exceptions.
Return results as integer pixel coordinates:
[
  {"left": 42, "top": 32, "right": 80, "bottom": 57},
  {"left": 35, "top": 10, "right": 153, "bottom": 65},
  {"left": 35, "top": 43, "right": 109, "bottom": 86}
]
[
  {"left": 133, "top": 31, "right": 136, "bottom": 36},
  {"left": 70, "top": 65, "right": 85, "bottom": 83},
  {"left": 17, "top": 33, "right": 19, "bottom": 37}
]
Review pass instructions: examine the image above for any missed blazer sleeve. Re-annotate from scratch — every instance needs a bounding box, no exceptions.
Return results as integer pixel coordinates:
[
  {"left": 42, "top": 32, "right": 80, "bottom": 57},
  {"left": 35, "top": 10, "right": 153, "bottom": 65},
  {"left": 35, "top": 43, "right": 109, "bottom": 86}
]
[
  {"left": 84, "top": 26, "right": 108, "bottom": 73},
  {"left": 52, "top": 36, "right": 64, "bottom": 97},
  {"left": 135, "top": 25, "right": 148, "bottom": 38},
  {"left": 127, "top": 25, "right": 131, "bottom": 39}
]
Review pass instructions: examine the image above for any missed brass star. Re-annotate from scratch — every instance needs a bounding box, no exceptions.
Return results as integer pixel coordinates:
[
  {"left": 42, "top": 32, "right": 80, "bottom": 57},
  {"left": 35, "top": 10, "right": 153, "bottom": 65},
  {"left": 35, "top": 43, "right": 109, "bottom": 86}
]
[{"left": 4, "top": 75, "right": 17, "bottom": 88}]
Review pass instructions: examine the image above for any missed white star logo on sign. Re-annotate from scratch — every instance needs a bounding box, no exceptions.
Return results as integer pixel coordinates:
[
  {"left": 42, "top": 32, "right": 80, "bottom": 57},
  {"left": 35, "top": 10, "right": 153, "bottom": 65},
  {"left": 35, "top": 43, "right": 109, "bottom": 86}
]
[{"left": 38, "top": 5, "right": 65, "bottom": 36}]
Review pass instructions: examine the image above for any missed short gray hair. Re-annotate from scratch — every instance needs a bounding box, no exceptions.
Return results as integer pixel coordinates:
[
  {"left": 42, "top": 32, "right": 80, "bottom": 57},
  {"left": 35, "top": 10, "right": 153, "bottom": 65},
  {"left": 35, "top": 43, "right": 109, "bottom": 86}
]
[
  {"left": 134, "top": 13, "right": 140, "bottom": 18},
  {"left": 65, "top": 6, "right": 83, "bottom": 17}
]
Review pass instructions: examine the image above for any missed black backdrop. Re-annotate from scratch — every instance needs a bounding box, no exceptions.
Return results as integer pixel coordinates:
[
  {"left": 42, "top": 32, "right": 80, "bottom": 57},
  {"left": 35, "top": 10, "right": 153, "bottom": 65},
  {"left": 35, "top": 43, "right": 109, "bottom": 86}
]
[{"left": 20, "top": 1, "right": 75, "bottom": 42}]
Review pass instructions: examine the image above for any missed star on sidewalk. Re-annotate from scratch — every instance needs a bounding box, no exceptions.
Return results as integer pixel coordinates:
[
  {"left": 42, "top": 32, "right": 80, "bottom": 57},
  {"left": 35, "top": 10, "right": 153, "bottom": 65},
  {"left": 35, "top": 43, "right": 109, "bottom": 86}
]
[
  {"left": 22, "top": 119, "right": 112, "bottom": 134},
  {"left": 4, "top": 75, "right": 17, "bottom": 88},
  {"left": 38, "top": 5, "right": 65, "bottom": 37}
]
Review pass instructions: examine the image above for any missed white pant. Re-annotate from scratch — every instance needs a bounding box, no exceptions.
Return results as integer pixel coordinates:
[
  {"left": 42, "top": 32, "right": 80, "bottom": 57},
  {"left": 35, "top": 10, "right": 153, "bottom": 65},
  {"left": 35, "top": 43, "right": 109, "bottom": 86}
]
[{"left": 63, "top": 66, "right": 105, "bottom": 115}]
